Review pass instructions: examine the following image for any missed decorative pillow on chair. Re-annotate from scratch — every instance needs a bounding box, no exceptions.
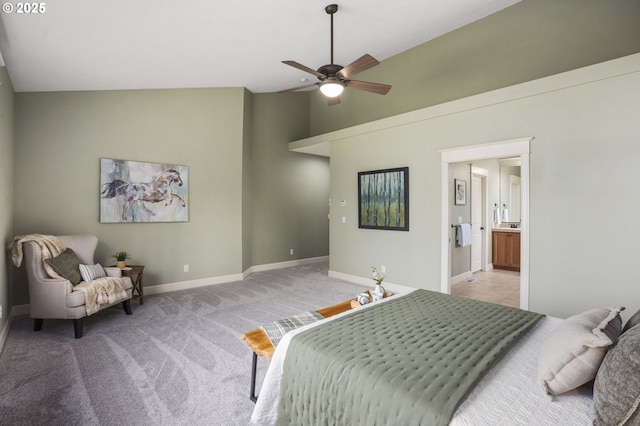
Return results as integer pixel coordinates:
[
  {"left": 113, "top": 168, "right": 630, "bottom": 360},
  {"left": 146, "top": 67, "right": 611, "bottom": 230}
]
[
  {"left": 44, "top": 248, "right": 82, "bottom": 285},
  {"left": 78, "top": 263, "right": 106, "bottom": 282},
  {"left": 593, "top": 324, "right": 640, "bottom": 425},
  {"left": 538, "top": 306, "right": 624, "bottom": 396}
]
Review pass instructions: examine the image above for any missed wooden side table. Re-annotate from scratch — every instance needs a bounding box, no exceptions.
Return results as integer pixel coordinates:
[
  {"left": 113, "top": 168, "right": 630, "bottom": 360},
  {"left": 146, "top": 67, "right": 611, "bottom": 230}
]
[{"left": 121, "top": 265, "right": 145, "bottom": 304}]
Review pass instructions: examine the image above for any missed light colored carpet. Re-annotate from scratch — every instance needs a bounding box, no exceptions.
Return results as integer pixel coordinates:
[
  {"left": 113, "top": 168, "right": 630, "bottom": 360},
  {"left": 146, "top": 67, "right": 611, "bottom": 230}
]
[{"left": 0, "top": 262, "right": 366, "bottom": 425}]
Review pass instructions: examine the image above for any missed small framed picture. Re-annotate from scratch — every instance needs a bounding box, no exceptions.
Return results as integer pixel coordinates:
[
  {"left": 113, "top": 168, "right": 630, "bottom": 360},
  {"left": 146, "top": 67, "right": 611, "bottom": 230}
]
[{"left": 454, "top": 179, "right": 466, "bottom": 205}]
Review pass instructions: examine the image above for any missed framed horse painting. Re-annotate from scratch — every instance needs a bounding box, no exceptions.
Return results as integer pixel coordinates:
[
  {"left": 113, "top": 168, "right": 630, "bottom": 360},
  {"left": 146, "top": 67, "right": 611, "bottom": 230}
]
[{"left": 100, "top": 158, "right": 189, "bottom": 223}]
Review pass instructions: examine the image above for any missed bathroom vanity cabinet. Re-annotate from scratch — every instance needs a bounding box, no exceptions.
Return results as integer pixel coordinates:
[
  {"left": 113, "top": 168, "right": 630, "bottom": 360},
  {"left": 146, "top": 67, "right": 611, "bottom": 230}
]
[{"left": 492, "top": 230, "right": 521, "bottom": 272}]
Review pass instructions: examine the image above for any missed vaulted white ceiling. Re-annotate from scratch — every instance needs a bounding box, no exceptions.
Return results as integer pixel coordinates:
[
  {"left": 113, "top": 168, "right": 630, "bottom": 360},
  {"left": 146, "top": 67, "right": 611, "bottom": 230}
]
[{"left": 0, "top": 0, "right": 520, "bottom": 93}]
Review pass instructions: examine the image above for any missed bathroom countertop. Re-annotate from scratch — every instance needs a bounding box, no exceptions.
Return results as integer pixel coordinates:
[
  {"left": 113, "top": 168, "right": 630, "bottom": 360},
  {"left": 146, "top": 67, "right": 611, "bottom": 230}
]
[{"left": 492, "top": 227, "right": 521, "bottom": 233}]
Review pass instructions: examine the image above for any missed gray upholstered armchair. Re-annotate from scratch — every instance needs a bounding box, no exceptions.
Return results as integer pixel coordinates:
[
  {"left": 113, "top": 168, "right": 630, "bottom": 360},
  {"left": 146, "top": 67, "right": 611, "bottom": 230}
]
[{"left": 21, "top": 234, "right": 133, "bottom": 338}]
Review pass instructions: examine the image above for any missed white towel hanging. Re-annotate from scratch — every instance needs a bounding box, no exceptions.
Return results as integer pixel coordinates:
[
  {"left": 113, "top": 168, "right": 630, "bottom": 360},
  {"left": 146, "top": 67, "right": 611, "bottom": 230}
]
[
  {"left": 502, "top": 205, "right": 509, "bottom": 223},
  {"left": 494, "top": 205, "right": 501, "bottom": 225},
  {"left": 457, "top": 223, "right": 473, "bottom": 247}
]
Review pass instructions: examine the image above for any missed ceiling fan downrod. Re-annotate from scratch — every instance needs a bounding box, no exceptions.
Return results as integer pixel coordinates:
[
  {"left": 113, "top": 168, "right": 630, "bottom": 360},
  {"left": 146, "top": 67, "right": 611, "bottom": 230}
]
[{"left": 326, "top": 4, "right": 338, "bottom": 65}]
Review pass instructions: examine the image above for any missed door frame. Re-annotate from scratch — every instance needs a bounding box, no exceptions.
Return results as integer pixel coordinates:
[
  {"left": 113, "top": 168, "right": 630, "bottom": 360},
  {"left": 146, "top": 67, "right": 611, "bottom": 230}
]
[{"left": 440, "top": 137, "right": 532, "bottom": 310}]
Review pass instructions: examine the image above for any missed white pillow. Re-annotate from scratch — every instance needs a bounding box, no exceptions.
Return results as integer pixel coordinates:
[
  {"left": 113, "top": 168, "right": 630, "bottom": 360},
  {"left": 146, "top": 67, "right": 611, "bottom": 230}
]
[
  {"left": 78, "top": 263, "right": 106, "bottom": 282},
  {"left": 538, "top": 307, "right": 624, "bottom": 396}
]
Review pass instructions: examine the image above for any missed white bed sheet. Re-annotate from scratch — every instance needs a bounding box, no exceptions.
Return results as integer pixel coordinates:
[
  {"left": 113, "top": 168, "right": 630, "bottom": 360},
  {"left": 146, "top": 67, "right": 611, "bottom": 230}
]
[
  {"left": 250, "top": 294, "right": 595, "bottom": 426},
  {"left": 451, "top": 316, "right": 594, "bottom": 425}
]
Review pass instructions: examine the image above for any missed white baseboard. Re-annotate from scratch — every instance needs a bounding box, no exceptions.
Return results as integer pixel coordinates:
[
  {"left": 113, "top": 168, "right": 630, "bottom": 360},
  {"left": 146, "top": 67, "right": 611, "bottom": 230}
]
[
  {"left": 6, "top": 257, "right": 332, "bottom": 317},
  {"left": 244, "top": 256, "right": 329, "bottom": 278},
  {"left": 0, "top": 318, "right": 10, "bottom": 354},
  {"left": 450, "top": 271, "right": 473, "bottom": 286},
  {"left": 11, "top": 304, "right": 30, "bottom": 316},
  {"left": 0, "top": 304, "right": 30, "bottom": 354},
  {"left": 146, "top": 256, "right": 330, "bottom": 295},
  {"left": 328, "top": 270, "right": 416, "bottom": 295},
  {"left": 448, "top": 266, "right": 494, "bottom": 287},
  {"left": 143, "top": 273, "right": 245, "bottom": 296}
]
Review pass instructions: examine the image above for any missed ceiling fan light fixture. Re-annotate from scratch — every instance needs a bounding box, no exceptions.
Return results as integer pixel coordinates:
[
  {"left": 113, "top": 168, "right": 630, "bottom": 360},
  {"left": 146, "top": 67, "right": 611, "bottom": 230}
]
[
  {"left": 319, "top": 80, "right": 344, "bottom": 97},
  {"left": 279, "top": 4, "right": 390, "bottom": 103}
]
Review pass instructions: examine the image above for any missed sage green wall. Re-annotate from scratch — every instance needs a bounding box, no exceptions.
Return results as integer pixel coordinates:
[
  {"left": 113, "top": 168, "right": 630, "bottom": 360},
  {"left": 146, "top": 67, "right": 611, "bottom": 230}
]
[
  {"left": 251, "top": 92, "right": 330, "bottom": 265},
  {"left": 329, "top": 62, "right": 640, "bottom": 319},
  {"left": 310, "top": 0, "right": 640, "bottom": 135},
  {"left": 0, "top": 67, "right": 14, "bottom": 330},
  {"left": 12, "top": 88, "right": 246, "bottom": 305},
  {"left": 11, "top": 87, "right": 327, "bottom": 305}
]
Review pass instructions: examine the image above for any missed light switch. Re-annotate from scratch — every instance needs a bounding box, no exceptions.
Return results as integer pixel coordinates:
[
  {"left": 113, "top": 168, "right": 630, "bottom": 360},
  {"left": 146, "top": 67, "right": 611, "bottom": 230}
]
[{"left": 342, "top": 216, "right": 346, "bottom": 224}]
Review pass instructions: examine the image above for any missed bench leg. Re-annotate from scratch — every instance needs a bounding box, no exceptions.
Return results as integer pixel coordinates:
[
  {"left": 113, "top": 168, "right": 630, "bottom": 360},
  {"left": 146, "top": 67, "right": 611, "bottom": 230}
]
[{"left": 250, "top": 351, "right": 258, "bottom": 403}]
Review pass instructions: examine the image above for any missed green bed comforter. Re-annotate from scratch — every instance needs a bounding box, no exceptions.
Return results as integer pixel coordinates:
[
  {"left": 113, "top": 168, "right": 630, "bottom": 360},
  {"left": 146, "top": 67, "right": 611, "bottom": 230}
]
[{"left": 276, "top": 289, "right": 543, "bottom": 426}]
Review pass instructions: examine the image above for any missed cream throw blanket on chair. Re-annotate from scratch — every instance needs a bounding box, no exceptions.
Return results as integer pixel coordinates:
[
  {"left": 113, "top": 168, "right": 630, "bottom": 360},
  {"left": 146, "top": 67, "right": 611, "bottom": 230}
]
[
  {"left": 74, "top": 277, "right": 128, "bottom": 316},
  {"left": 7, "top": 234, "right": 65, "bottom": 278}
]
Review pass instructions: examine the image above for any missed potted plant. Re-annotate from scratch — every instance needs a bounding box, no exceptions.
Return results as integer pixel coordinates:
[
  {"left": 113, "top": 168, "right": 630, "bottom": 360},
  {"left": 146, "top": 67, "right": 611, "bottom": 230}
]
[
  {"left": 113, "top": 251, "right": 130, "bottom": 268},
  {"left": 371, "top": 266, "right": 386, "bottom": 300}
]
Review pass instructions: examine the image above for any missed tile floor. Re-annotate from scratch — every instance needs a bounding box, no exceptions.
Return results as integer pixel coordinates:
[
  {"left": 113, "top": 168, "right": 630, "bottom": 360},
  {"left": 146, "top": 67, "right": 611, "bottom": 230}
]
[{"left": 451, "top": 269, "right": 520, "bottom": 308}]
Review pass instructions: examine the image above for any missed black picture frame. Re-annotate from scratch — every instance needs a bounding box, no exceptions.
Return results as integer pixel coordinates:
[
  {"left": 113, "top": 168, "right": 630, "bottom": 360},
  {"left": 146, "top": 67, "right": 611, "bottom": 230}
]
[
  {"left": 454, "top": 178, "right": 466, "bottom": 206},
  {"left": 358, "top": 167, "right": 409, "bottom": 231}
]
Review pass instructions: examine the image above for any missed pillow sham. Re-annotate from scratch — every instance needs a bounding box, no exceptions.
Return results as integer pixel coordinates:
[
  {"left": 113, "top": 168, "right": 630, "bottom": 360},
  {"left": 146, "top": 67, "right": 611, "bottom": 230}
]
[
  {"left": 622, "top": 308, "right": 640, "bottom": 333},
  {"left": 593, "top": 324, "right": 640, "bottom": 425},
  {"left": 44, "top": 248, "right": 82, "bottom": 285},
  {"left": 538, "top": 306, "right": 624, "bottom": 396},
  {"left": 78, "top": 263, "right": 106, "bottom": 283}
]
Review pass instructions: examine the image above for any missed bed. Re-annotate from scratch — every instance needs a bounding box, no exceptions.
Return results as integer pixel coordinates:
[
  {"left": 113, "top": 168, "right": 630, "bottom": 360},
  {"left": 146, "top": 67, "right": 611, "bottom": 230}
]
[{"left": 250, "top": 289, "right": 639, "bottom": 425}]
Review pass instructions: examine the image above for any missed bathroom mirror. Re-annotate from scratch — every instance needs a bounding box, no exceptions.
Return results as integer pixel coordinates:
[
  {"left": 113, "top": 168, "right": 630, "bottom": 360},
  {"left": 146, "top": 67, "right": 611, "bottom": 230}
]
[{"left": 499, "top": 158, "right": 521, "bottom": 223}]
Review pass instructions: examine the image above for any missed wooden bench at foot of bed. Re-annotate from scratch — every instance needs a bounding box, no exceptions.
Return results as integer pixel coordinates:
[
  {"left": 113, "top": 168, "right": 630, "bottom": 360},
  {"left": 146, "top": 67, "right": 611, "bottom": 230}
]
[{"left": 241, "top": 291, "right": 394, "bottom": 402}]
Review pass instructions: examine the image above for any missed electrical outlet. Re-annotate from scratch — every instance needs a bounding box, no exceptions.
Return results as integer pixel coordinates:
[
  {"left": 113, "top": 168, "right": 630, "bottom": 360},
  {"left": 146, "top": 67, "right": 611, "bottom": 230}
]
[
  {"left": 290, "top": 249, "right": 294, "bottom": 255},
  {"left": 381, "top": 265, "right": 386, "bottom": 274},
  {"left": 183, "top": 264, "right": 189, "bottom": 272}
]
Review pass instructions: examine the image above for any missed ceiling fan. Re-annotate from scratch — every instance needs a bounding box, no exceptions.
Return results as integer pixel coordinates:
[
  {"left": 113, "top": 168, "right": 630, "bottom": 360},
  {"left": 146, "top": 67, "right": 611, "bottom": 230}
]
[{"left": 279, "top": 4, "right": 391, "bottom": 106}]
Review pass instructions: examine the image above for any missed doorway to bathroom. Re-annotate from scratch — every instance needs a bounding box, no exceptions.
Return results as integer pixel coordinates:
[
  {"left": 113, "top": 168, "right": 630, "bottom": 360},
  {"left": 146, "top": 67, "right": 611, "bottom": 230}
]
[{"left": 440, "top": 137, "right": 531, "bottom": 310}]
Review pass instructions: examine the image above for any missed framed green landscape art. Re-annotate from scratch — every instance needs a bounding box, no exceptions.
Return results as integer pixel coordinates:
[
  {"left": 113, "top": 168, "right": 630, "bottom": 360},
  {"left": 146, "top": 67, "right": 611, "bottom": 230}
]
[{"left": 358, "top": 167, "right": 409, "bottom": 231}]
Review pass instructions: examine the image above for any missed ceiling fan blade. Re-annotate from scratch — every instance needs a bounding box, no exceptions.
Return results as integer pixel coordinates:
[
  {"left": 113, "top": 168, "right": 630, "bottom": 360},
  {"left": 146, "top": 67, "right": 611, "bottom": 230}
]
[
  {"left": 345, "top": 79, "right": 391, "bottom": 95},
  {"left": 278, "top": 82, "right": 319, "bottom": 93},
  {"left": 327, "top": 96, "right": 341, "bottom": 106},
  {"left": 337, "top": 54, "right": 379, "bottom": 79},
  {"left": 282, "top": 61, "right": 326, "bottom": 79}
]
